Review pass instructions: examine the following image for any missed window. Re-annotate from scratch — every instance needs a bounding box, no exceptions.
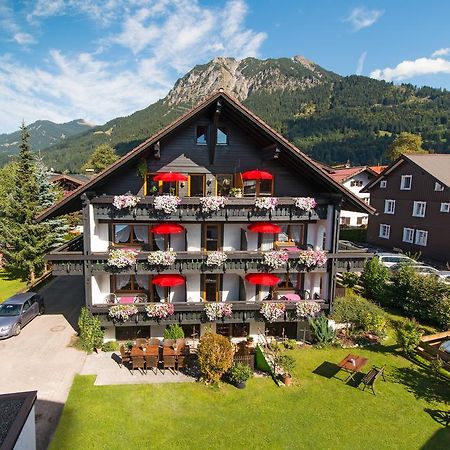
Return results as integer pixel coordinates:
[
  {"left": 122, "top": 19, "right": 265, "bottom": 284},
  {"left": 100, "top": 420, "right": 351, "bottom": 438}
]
[
  {"left": 277, "top": 224, "right": 305, "bottom": 247},
  {"left": 216, "top": 174, "right": 233, "bottom": 196},
  {"left": 400, "top": 175, "right": 412, "bottom": 190},
  {"left": 402, "top": 228, "right": 414, "bottom": 243},
  {"left": 380, "top": 180, "right": 387, "bottom": 188},
  {"left": 379, "top": 224, "right": 390, "bottom": 239},
  {"left": 363, "top": 197, "right": 370, "bottom": 205},
  {"left": 204, "top": 224, "right": 222, "bottom": 251},
  {"left": 113, "top": 224, "right": 149, "bottom": 246},
  {"left": 188, "top": 174, "right": 205, "bottom": 197},
  {"left": 440, "top": 202, "right": 450, "bottom": 213},
  {"left": 340, "top": 217, "right": 351, "bottom": 225},
  {"left": 415, "top": 230, "right": 428, "bottom": 246},
  {"left": 384, "top": 199, "right": 395, "bottom": 214},
  {"left": 435, "top": 182, "right": 444, "bottom": 191},
  {"left": 243, "top": 178, "right": 273, "bottom": 197},
  {"left": 145, "top": 173, "right": 179, "bottom": 196},
  {"left": 196, "top": 125, "right": 207, "bottom": 145},
  {"left": 113, "top": 275, "right": 164, "bottom": 302},
  {"left": 202, "top": 274, "right": 221, "bottom": 302},
  {"left": 217, "top": 127, "right": 228, "bottom": 145},
  {"left": 350, "top": 180, "right": 363, "bottom": 187},
  {"left": 412, "top": 201, "right": 426, "bottom": 217}
]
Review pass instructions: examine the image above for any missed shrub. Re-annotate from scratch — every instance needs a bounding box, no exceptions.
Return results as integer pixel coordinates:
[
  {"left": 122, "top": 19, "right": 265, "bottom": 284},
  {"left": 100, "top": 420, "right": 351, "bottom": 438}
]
[
  {"left": 227, "top": 363, "right": 253, "bottom": 384},
  {"left": 332, "top": 294, "right": 387, "bottom": 337},
  {"left": 163, "top": 324, "right": 185, "bottom": 340},
  {"left": 275, "top": 354, "right": 296, "bottom": 376},
  {"left": 341, "top": 272, "right": 360, "bottom": 289},
  {"left": 197, "top": 332, "right": 234, "bottom": 384},
  {"left": 283, "top": 339, "right": 297, "bottom": 350},
  {"left": 101, "top": 341, "right": 119, "bottom": 352},
  {"left": 78, "top": 307, "right": 104, "bottom": 352},
  {"left": 360, "top": 257, "right": 390, "bottom": 302},
  {"left": 308, "top": 315, "right": 336, "bottom": 345},
  {"left": 394, "top": 318, "right": 423, "bottom": 356}
]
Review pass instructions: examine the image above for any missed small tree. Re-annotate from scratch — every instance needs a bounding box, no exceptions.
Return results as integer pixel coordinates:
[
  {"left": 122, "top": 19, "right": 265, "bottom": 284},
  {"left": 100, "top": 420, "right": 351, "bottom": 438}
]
[
  {"left": 82, "top": 144, "right": 119, "bottom": 173},
  {"left": 361, "top": 257, "right": 390, "bottom": 303},
  {"left": 385, "top": 132, "right": 428, "bottom": 161},
  {"left": 78, "top": 307, "right": 104, "bottom": 352},
  {"left": 163, "top": 324, "right": 185, "bottom": 340},
  {"left": 394, "top": 318, "right": 423, "bottom": 356},
  {"left": 197, "top": 331, "right": 234, "bottom": 384}
]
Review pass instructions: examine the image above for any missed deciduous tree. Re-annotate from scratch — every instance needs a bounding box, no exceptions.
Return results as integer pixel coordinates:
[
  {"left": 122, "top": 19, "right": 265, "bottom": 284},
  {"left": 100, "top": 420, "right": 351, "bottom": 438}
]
[
  {"left": 82, "top": 144, "right": 119, "bottom": 173},
  {"left": 385, "top": 132, "right": 428, "bottom": 161}
]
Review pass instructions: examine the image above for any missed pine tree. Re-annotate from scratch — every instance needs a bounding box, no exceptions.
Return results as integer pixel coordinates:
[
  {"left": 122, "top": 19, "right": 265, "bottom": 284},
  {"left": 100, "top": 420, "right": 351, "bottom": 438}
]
[
  {"left": 81, "top": 144, "right": 119, "bottom": 173},
  {"left": 0, "top": 124, "right": 57, "bottom": 282}
]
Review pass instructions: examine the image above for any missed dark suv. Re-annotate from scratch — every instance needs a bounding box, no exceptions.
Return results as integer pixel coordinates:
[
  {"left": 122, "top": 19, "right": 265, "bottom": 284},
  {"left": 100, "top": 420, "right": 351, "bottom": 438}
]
[{"left": 0, "top": 292, "right": 45, "bottom": 339}]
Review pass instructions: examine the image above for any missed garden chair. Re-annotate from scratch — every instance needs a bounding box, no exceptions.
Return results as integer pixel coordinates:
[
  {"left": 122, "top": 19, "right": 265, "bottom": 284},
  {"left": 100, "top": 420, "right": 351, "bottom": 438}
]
[
  {"left": 134, "top": 293, "right": 148, "bottom": 304},
  {"left": 163, "top": 355, "right": 177, "bottom": 374},
  {"left": 148, "top": 338, "right": 160, "bottom": 346},
  {"left": 145, "top": 355, "right": 159, "bottom": 375},
  {"left": 136, "top": 338, "right": 147, "bottom": 347},
  {"left": 119, "top": 344, "right": 131, "bottom": 369},
  {"left": 131, "top": 356, "right": 146, "bottom": 375},
  {"left": 361, "top": 365, "right": 386, "bottom": 395},
  {"left": 177, "top": 355, "right": 187, "bottom": 373},
  {"left": 105, "top": 293, "right": 117, "bottom": 304},
  {"left": 163, "top": 339, "right": 175, "bottom": 347}
]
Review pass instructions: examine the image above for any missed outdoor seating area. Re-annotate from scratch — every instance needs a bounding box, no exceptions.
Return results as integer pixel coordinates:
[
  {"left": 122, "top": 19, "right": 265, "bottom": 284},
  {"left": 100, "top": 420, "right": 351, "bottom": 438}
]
[{"left": 119, "top": 338, "right": 192, "bottom": 375}]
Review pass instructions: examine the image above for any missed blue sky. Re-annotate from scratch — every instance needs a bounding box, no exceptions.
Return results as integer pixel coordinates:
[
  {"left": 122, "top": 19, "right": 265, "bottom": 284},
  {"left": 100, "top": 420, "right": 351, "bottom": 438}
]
[{"left": 1, "top": 0, "right": 450, "bottom": 133}]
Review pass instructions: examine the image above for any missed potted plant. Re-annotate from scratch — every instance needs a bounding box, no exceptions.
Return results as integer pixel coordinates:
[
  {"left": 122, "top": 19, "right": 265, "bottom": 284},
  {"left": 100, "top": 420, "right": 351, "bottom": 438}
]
[
  {"left": 275, "top": 354, "right": 296, "bottom": 385},
  {"left": 227, "top": 363, "right": 253, "bottom": 389},
  {"left": 246, "top": 336, "right": 254, "bottom": 347},
  {"left": 229, "top": 187, "right": 242, "bottom": 198}
]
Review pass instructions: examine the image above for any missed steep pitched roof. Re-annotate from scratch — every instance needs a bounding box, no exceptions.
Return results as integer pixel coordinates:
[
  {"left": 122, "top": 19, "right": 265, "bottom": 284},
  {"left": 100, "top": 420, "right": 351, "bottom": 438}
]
[
  {"left": 326, "top": 166, "right": 377, "bottom": 184},
  {"left": 37, "top": 91, "right": 374, "bottom": 221},
  {"left": 363, "top": 153, "right": 450, "bottom": 191}
]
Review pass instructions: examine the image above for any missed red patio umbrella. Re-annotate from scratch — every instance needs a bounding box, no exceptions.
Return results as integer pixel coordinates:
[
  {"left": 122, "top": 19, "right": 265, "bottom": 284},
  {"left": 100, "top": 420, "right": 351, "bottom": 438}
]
[
  {"left": 241, "top": 170, "right": 273, "bottom": 181},
  {"left": 152, "top": 274, "right": 185, "bottom": 287},
  {"left": 153, "top": 172, "right": 188, "bottom": 182},
  {"left": 245, "top": 273, "right": 281, "bottom": 286},
  {"left": 150, "top": 223, "right": 185, "bottom": 234},
  {"left": 247, "top": 223, "right": 281, "bottom": 234}
]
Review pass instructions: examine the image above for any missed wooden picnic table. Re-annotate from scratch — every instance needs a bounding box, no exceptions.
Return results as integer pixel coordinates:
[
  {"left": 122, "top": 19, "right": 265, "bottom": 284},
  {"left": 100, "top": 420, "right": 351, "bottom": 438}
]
[{"left": 337, "top": 354, "right": 368, "bottom": 381}]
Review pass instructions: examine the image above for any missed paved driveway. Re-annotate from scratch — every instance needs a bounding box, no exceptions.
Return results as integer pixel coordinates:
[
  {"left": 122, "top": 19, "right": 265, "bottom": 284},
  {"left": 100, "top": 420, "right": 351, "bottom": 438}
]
[{"left": 0, "top": 276, "right": 86, "bottom": 450}]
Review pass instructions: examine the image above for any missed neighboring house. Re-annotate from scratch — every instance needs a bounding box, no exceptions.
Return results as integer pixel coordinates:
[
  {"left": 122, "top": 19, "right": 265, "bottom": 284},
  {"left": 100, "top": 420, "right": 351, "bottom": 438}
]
[
  {"left": 48, "top": 173, "right": 91, "bottom": 196},
  {"left": 322, "top": 165, "right": 380, "bottom": 226},
  {"left": 364, "top": 154, "right": 450, "bottom": 264},
  {"left": 38, "top": 91, "right": 372, "bottom": 341}
]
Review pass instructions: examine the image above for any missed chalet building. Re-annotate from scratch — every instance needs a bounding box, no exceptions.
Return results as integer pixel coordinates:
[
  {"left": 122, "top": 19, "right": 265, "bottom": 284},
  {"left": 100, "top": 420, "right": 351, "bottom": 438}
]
[
  {"left": 48, "top": 173, "right": 91, "bottom": 196},
  {"left": 322, "top": 165, "right": 381, "bottom": 226},
  {"left": 38, "top": 91, "right": 372, "bottom": 341},
  {"left": 364, "top": 154, "right": 450, "bottom": 264}
]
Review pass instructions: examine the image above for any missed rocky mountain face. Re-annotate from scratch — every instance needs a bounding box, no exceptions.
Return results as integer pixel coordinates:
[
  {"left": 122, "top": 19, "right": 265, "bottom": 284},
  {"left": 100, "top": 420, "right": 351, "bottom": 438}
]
[
  {"left": 5, "top": 55, "right": 450, "bottom": 172},
  {"left": 0, "top": 119, "right": 94, "bottom": 158}
]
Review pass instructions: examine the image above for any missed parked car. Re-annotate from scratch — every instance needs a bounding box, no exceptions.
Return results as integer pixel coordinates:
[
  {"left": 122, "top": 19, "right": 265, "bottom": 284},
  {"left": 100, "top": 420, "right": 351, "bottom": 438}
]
[
  {"left": 390, "top": 263, "right": 440, "bottom": 277},
  {"left": 376, "top": 252, "right": 414, "bottom": 268},
  {"left": 0, "top": 292, "right": 45, "bottom": 339},
  {"left": 438, "top": 271, "right": 450, "bottom": 284}
]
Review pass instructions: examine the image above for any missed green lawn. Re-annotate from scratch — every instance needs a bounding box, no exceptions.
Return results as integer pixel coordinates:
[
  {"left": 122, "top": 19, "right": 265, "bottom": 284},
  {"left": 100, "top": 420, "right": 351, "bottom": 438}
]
[
  {"left": 50, "top": 344, "right": 450, "bottom": 450},
  {"left": 0, "top": 271, "right": 26, "bottom": 302}
]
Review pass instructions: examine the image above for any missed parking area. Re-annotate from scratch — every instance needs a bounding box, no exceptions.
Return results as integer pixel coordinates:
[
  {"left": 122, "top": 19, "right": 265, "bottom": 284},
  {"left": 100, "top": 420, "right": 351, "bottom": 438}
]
[{"left": 0, "top": 276, "right": 85, "bottom": 450}]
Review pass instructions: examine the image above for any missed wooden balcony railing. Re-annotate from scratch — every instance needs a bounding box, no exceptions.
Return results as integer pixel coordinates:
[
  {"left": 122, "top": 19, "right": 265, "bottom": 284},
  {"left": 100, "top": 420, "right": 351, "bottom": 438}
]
[
  {"left": 90, "top": 196, "right": 328, "bottom": 222},
  {"left": 91, "top": 300, "right": 329, "bottom": 326}
]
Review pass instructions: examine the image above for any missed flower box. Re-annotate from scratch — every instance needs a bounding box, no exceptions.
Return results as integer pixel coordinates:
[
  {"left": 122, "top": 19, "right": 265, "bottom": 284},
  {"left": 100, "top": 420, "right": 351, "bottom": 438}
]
[
  {"left": 293, "top": 197, "right": 317, "bottom": 212},
  {"left": 199, "top": 196, "right": 226, "bottom": 214},
  {"left": 107, "top": 249, "right": 138, "bottom": 269},
  {"left": 153, "top": 195, "right": 181, "bottom": 214},
  {"left": 204, "top": 303, "right": 233, "bottom": 321},
  {"left": 260, "top": 302, "right": 286, "bottom": 322},
  {"left": 296, "top": 301, "right": 321, "bottom": 318},
  {"left": 263, "top": 250, "right": 289, "bottom": 270},
  {"left": 145, "top": 303, "right": 175, "bottom": 319},
  {"left": 254, "top": 197, "right": 279, "bottom": 210},
  {"left": 113, "top": 194, "right": 140, "bottom": 210},
  {"left": 108, "top": 304, "right": 138, "bottom": 321},
  {"left": 206, "top": 251, "right": 228, "bottom": 267},
  {"left": 297, "top": 250, "right": 327, "bottom": 269},
  {"left": 147, "top": 251, "right": 176, "bottom": 267}
]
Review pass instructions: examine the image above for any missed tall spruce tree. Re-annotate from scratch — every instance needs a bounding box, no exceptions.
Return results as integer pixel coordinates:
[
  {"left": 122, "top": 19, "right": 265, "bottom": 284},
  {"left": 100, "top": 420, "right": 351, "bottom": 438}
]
[{"left": 0, "top": 124, "right": 58, "bottom": 282}]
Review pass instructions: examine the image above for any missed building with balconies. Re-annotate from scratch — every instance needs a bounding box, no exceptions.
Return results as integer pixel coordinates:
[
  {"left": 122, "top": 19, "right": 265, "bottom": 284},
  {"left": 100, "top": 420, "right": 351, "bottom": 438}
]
[{"left": 38, "top": 91, "right": 373, "bottom": 341}]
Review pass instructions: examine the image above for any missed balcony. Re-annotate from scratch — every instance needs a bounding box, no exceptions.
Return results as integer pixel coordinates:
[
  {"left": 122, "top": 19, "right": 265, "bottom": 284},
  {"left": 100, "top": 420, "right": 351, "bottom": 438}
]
[
  {"left": 91, "top": 300, "right": 329, "bottom": 326},
  {"left": 91, "top": 196, "right": 328, "bottom": 222},
  {"left": 47, "top": 246, "right": 370, "bottom": 276}
]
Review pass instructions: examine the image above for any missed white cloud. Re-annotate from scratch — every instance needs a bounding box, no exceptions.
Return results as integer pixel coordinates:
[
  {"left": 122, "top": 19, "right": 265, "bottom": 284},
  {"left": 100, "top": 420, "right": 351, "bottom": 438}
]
[
  {"left": 356, "top": 51, "right": 367, "bottom": 75},
  {"left": 370, "top": 56, "right": 450, "bottom": 81},
  {"left": 431, "top": 48, "right": 450, "bottom": 58},
  {"left": 0, "top": 0, "right": 266, "bottom": 132},
  {"left": 0, "top": 1, "right": 36, "bottom": 45},
  {"left": 13, "top": 32, "right": 35, "bottom": 45},
  {"left": 345, "top": 7, "right": 384, "bottom": 31}
]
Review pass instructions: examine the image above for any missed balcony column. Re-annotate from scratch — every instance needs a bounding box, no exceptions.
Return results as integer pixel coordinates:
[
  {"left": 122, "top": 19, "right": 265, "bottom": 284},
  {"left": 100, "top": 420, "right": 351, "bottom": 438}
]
[
  {"left": 327, "top": 198, "right": 342, "bottom": 311},
  {"left": 81, "top": 194, "right": 93, "bottom": 309}
]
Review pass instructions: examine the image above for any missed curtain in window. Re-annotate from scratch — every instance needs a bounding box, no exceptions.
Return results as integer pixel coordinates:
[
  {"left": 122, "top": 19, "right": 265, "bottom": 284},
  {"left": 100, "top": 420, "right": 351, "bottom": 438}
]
[
  {"left": 290, "top": 226, "right": 301, "bottom": 245},
  {"left": 115, "top": 225, "right": 131, "bottom": 243},
  {"left": 155, "top": 285, "right": 165, "bottom": 302},
  {"left": 116, "top": 274, "right": 131, "bottom": 289},
  {"left": 154, "top": 234, "right": 166, "bottom": 250},
  {"left": 278, "top": 225, "right": 289, "bottom": 242},
  {"left": 135, "top": 275, "right": 149, "bottom": 289},
  {"left": 133, "top": 225, "right": 148, "bottom": 243},
  {"left": 261, "top": 234, "right": 274, "bottom": 251}
]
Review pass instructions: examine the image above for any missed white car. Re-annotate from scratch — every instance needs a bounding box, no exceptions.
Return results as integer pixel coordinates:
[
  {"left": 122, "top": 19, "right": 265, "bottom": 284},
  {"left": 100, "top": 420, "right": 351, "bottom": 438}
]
[
  {"left": 438, "top": 271, "right": 450, "bottom": 284},
  {"left": 376, "top": 253, "right": 414, "bottom": 268}
]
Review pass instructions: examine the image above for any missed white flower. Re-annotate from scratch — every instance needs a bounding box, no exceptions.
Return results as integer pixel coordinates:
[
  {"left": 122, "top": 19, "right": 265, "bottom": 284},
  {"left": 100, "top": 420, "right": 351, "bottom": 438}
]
[
  {"left": 255, "top": 197, "right": 279, "bottom": 210},
  {"left": 296, "top": 301, "right": 321, "bottom": 318},
  {"left": 293, "top": 197, "right": 317, "bottom": 212},
  {"left": 263, "top": 250, "right": 289, "bottom": 270},
  {"left": 206, "top": 251, "right": 228, "bottom": 267},
  {"left": 260, "top": 302, "right": 286, "bottom": 322},
  {"left": 107, "top": 249, "right": 138, "bottom": 268},
  {"left": 297, "top": 250, "right": 327, "bottom": 269},
  {"left": 204, "top": 303, "right": 233, "bottom": 321},
  {"left": 108, "top": 304, "right": 138, "bottom": 321},
  {"left": 145, "top": 303, "right": 175, "bottom": 319},
  {"left": 147, "top": 251, "right": 176, "bottom": 267},
  {"left": 113, "top": 195, "right": 140, "bottom": 210},
  {"left": 199, "top": 196, "right": 226, "bottom": 213},
  {"left": 153, "top": 195, "right": 181, "bottom": 214}
]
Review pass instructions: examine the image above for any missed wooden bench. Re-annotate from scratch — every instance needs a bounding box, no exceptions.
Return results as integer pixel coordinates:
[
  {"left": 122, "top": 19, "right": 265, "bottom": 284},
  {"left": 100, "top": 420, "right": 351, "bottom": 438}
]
[{"left": 361, "top": 365, "right": 386, "bottom": 395}]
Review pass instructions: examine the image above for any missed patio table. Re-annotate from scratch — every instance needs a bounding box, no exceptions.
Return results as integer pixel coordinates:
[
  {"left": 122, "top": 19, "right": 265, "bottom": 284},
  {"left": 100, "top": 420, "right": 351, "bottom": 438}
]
[
  {"left": 337, "top": 353, "right": 368, "bottom": 381},
  {"left": 130, "top": 345, "right": 159, "bottom": 357}
]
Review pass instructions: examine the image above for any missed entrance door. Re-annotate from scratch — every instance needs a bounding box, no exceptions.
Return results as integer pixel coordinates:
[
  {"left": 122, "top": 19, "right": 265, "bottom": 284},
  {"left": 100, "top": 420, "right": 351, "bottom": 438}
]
[{"left": 202, "top": 274, "right": 221, "bottom": 302}]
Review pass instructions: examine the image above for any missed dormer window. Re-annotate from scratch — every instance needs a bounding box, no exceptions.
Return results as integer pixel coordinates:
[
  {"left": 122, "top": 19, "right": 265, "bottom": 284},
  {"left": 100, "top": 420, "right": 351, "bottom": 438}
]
[
  {"left": 196, "top": 125, "right": 207, "bottom": 145},
  {"left": 217, "top": 127, "right": 228, "bottom": 145}
]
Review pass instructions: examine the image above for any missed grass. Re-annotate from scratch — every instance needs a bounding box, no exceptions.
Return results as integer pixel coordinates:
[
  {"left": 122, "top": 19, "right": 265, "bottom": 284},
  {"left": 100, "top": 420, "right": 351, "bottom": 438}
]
[
  {"left": 0, "top": 271, "right": 27, "bottom": 302},
  {"left": 50, "top": 343, "right": 450, "bottom": 450}
]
